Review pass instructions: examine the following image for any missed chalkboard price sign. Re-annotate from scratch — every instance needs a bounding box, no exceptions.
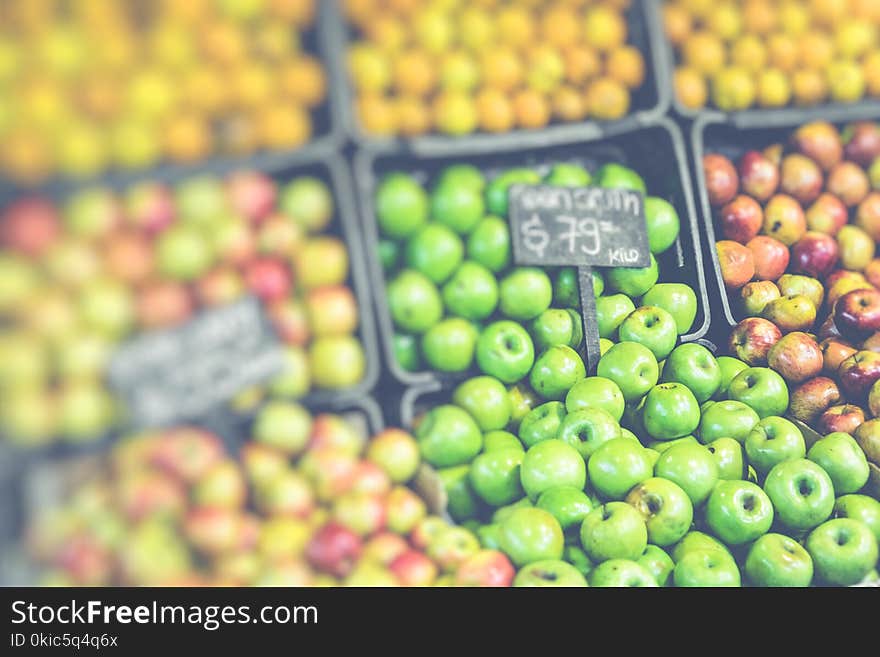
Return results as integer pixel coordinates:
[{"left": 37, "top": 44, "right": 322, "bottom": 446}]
[
  {"left": 507, "top": 183, "right": 652, "bottom": 372},
  {"left": 108, "top": 296, "right": 285, "bottom": 429}
]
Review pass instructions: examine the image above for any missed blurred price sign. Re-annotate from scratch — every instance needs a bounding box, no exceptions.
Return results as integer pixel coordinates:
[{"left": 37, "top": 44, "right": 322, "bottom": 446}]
[
  {"left": 108, "top": 296, "right": 284, "bottom": 429},
  {"left": 508, "top": 184, "right": 650, "bottom": 371}
]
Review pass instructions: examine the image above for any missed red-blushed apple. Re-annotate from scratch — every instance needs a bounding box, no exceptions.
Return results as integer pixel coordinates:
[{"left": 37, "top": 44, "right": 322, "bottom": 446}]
[
  {"left": 791, "top": 121, "right": 843, "bottom": 171},
  {"left": 366, "top": 428, "right": 421, "bottom": 483},
  {"left": 790, "top": 232, "right": 840, "bottom": 278},
  {"left": 761, "top": 294, "right": 817, "bottom": 333},
  {"left": 806, "top": 193, "right": 849, "bottom": 235},
  {"left": 298, "top": 447, "right": 359, "bottom": 502},
  {"left": 728, "top": 317, "right": 783, "bottom": 365},
  {"left": 821, "top": 337, "right": 858, "bottom": 375},
  {"left": 862, "top": 332, "right": 880, "bottom": 352},
  {"left": 818, "top": 315, "right": 842, "bottom": 341},
  {"left": 838, "top": 350, "right": 880, "bottom": 401},
  {"left": 54, "top": 535, "right": 113, "bottom": 586},
  {"left": 254, "top": 558, "right": 316, "bottom": 586},
  {"left": 818, "top": 404, "right": 866, "bottom": 435},
  {"left": 747, "top": 236, "right": 789, "bottom": 281},
  {"left": 306, "top": 522, "right": 363, "bottom": 577},
  {"left": 777, "top": 274, "right": 825, "bottom": 311},
  {"left": 257, "top": 213, "right": 303, "bottom": 256},
  {"left": 720, "top": 195, "right": 763, "bottom": 243},
  {"left": 704, "top": 153, "right": 740, "bottom": 207},
  {"left": 738, "top": 150, "right": 779, "bottom": 201},
  {"left": 741, "top": 280, "right": 781, "bottom": 316},
  {"left": 103, "top": 230, "right": 155, "bottom": 285},
  {"left": 255, "top": 469, "right": 315, "bottom": 518},
  {"left": 195, "top": 267, "right": 246, "bottom": 306},
  {"left": 295, "top": 236, "right": 349, "bottom": 289},
  {"left": 235, "top": 513, "right": 261, "bottom": 552},
  {"left": 856, "top": 193, "right": 880, "bottom": 241},
  {"left": 767, "top": 331, "right": 823, "bottom": 383},
  {"left": 226, "top": 170, "right": 277, "bottom": 223},
  {"left": 150, "top": 427, "right": 225, "bottom": 483},
  {"left": 213, "top": 215, "right": 257, "bottom": 267},
  {"left": 0, "top": 197, "right": 60, "bottom": 256},
  {"left": 124, "top": 182, "right": 175, "bottom": 234},
  {"left": 308, "top": 414, "right": 365, "bottom": 456},
  {"left": 361, "top": 532, "right": 409, "bottom": 566},
  {"left": 454, "top": 549, "right": 516, "bottom": 587},
  {"left": 43, "top": 239, "right": 101, "bottom": 289},
  {"left": 843, "top": 121, "right": 880, "bottom": 166},
  {"left": 763, "top": 143, "right": 783, "bottom": 166},
  {"left": 717, "top": 240, "right": 755, "bottom": 290},
  {"left": 65, "top": 188, "right": 124, "bottom": 239},
  {"left": 834, "top": 288, "right": 880, "bottom": 342},
  {"left": 827, "top": 161, "right": 870, "bottom": 207},
  {"left": 780, "top": 154, "right": 824, "bottom": 205},
  {"left": 837, "top": 225, "right": 876, "bottom": 271},
  {"left": 183, "top": 507, "right": 248, "bottom": 556},
  {"left": 332, "top": 491, "right": 387, "bottom": 537},
  {"left": 193, "top": 459, "right": 247, "bottom": 510},
  {"left": 349, "top": 461, "right": 393, "bottom": 496},
  {"left": 762, "top": 194, "right": 807, "bottom": 245},
  {"left": 267, "top": 297, "right": 310, "bottom": 345},
  {"left": 789, "top": 376, "right": 843, "bottom": 424},
  {"left": 386, "top": 486, "right": 427, "bottom": 535},
  {"left": 390, "top": 549, "right": 438, "bottom": 586},
  {"left": 865, "top": 258, "right": 880, "bottom": 288},
  {"left": 240, "top": 442, "right": 288, "bottom": 488},
  {"left": 245, "top": 256, "right": 292, "bottom": 302},
  {"left": 427, "top": 526, "right": 481, "bottom": 573},
  {"left": 136, "top": 280, "right": 193, "bottom": 329},
  {"left": 410, "top": 516, "right": 450, "bottom": 552},
  {"left": 826, "top": 271, "right": 874, "bottom": 312},
  {"left": 306, "top": 285, "right": 358, "bottom": 337},
  {"left": 854, "top": 419, "right": 880, "bottom": 462},
  {"left": 117, "top": 470, "right": 187, "bottom": 522}
]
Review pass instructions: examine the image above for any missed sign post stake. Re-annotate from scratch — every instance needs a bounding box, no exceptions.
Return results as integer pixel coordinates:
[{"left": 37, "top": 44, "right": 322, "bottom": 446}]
[{"left": 577, "top": 265, "right": 601, "bottom": 373}]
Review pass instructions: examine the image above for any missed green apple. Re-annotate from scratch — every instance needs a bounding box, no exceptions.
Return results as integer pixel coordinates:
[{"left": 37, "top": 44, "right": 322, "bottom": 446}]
[
  {"left": 565, "top": 376, "right": 625, "bottom": 421},
  {"left": 597, "top": 342, "right": 659, "bottom": 403},
  {"left": 544, "top": 163, "right": 592, "bottom": 187},
  {"left": 557, "top": 407, "right": 621, "bottom": 459},
  {"left": 705, "top": 480, "right": 774, "bottom": 545},
  {"left": 529, "top": 345, "right": 586, "bottom": 400},
  {"left": 253, "top": 401, "right": 311, "bottom": 455},
  {"left": 647, "top": 436, "right": 699, "bottom": 453},
  {"left": 437, "top": 164, "right": 485, "bottom": 192},
  {"left": 513, "top": 560, "right": 588, "bottom": 587},
  {"left": 618, "top": 305, "right": 678, "bottom": 361},
  {"left": 595, "top": 163, "right": 646, "bottom": 193},
  {"left": 697, "top": 400, "right": 760, "bottom": 444},
  {"left": 437, "top": 465, "right": 482, "bottom": 521},
  {"left": 606, "top": 254, "right": 658, "bottom": 298},
  {"left": 416, "top": 405, "right": 483, "bottom": 467},
  {"left": 156, "top": 224, "right": 213, "bottom": 281},
  {"left": 626, "top": 477, "right": 694, "bottom": 546},
  {"left": 589, "top": 559, "right": 658, "bottom": 587},
  {"left": 580, "top": 502, "right": 648, "bottom": 562},
  {"left": 672, "top": 531, "right": 731, "bottom": 563},
  {"left": 499, "top": 268, "right": 553, "bottom": 320},
  {"left": 482, "top": 430, "right": 523, "bottom": 453},
  {"left": 716, "top": 356, "right": 749, "bottom": 398},
  {"left": 376, "top": 172, "right": 428, "bottom": 239},
  {"left": 661, "top": 344, "right": 721, "bottom": 403},
  {"left": 563, "top": 545, "right": 594, "bottom": 577},
  {"left": 476, "top": 321, "right": 535, "bottom": 384},
  {"left": 519, "top": 401, "right": 567, "bottom": 448},
  {"left": 595, "top": 294, "right": 636, "bottom": 339},
  {"left": 498, "top": 507, "right": 564, "bottom": 567},
  {"left": 806, "top": 518, "right": 879, "bottom": 586},
  {"left": 834, "top": 495, "right": 880, "bottom": 541},
  {"left": 553, "top": 267, "right": 580, "bottom": 307},
  {"left": 492, "top": 497, "right": 533, "bottom": 524},
  {"left": 405, "top": 223, "right": 463, "bottom": 284},
  {"left": 530, "top": 308, "right": 583, "bottom": 351},
  {"left": 486, "top": 168, "right": 541, "bottom": 216},
  {"left": 588, "top": 438, "right": 652, "bottom": 500},
  {"left": 393, "top": 333, "right": 421, "bottom": 371},
  {"left": 807, "top": 432, "right": 870, "bottom": 495},
  {"left": 442, "top": 261, "right": 499, "bottom": 320},
  {"left": 641, "top": 383, "right": 700, "bottom": 440},
  {"left": 637, "top": 545, "right": 675, "bottom": 586},
  {"left": 387, "top": 269, "right": 443, "bottom": 334},
  {"left": 468, "top": 448, "right": 524, "bottom": 507},
  {"left": 421, "top": 318, "right": 477, "bottom": 372},
  {"left": 467, "top": 215, "right": 510, "bottom": 273},
  {"left": 430, "top": 181, "right": 484, "bottom": 234},
  {"left": 654, "top": 442, "right": 719, "bottom": 506},
  {"left": 641, "top": 283, "right": 698, "bottom": 336},
  {"left": 763, "top": 459, "right": 835, "bottom": 530},
  {"left": 745, "top": 533, "right": 814, "bottom": 587},
  {"left": 673, "top": 549, "right": 741, "bottom": 587},
  {"left": 520, "top": 439, "right": 586, "bottom": 500},
  {"left": 644, "top": 197, "right": 680, "bottom": 255},
  {"left": 727, "top": 367, "right": 789, "bottom": 418},
  {"left": 453, "top": 376, "right": 512, "bottom": 432},
  {"left": 744, "top": 416, "right": 807, "bottom": 478},
  {"left": 477, "top": 523, "right": 503, "bottom": 550},
  {"left": 535, "top": 486, "right": 593, "bottom": 533}
]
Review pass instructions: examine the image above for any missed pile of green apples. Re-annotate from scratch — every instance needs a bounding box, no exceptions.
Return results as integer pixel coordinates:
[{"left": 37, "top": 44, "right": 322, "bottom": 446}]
[{"left": 26, "top": 401, "right": 518, "bottom": 587}]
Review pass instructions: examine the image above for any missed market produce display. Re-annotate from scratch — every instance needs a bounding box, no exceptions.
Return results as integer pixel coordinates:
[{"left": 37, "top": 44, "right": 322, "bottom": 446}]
[
  {"left": 343, "top": 0, "right": 648, "bottom": 136},
  {"left": 0, "top": 0, "right": 326, "bottom": 184},
  {"left": 0, "top": 169, "right": 367, "bottom": 447},
  {"left": 25, "top": 403, "right": 515, "bottom": 587},
  {"left": 376, "top": 160, "right": 695, "bottom": 381},
  {"left": 664, "top": 0, "right": 880, "bottom": 111}
]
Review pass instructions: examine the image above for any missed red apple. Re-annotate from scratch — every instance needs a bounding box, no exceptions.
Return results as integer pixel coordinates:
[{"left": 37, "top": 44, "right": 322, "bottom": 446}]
[
  {"left": 855, "top": 192, "right": 880, "bottom": 241},
  {"left": 454, "top": 549, "right": 516, "bottom": 587},
  {"left": 827, "top": 161, "right": 870, "bottom": 207},
  {"left": 762, "top": 194, "right": 807, "bottom": 245},
  {"left": 767, "top": 331, "right": 823, "bottom": 383},
  {"left": 821, "top": 337, "right": 858, "bottom": 375},
  {"left": 309, "top": 413, "right": 365, "bottom": 456},
  {"left": 790, "top": 231, "right": 840, "bottom": 278},
  {"left": 257, "top": 213, "right": 303, "bottom": 257},
  {"left": 789, "top": 376, "right": 843, "bottom": 424},
  {"left": 838, "top": 350, "right": 880, "bottom": 400},
  {"left": 826, "top": 271, "right": 873, "bottom": 312},
  {"left": 737, "top": 150, "right": 779, "bottom": 201},
  {"left": 818, "top": 404, "right": 866, "bottom": 435},
  {"left": 349, "top": 461, "right": 393, "bottom": 496},
  {"left": 226, "top": 170, "right": 277, "bottom": 223},
  {"left": 843, "top": 121, "right": 880, "bottom": 166},
  {"left": 1, "top": 197, "right": 60, "bottom": 256},
  {"left": 390, "top": 549, "right": 439, "bottom": 586},
  {"left": 103, "top": 231, "right": 154, "bottom": 285},
  {"left": 717, "top": 240, "right": 755, "bottom": 289},
  {"left": 136, "top": 280, "right": 193, "bottom": 329},
  {"left": 780, "top": 154, "right": 824, "bottom": 205},
  {"left": 728, "top": 317, "right": 783, "bottom": 365},
  {"left": 151, "top": 427, "right": 225, "bottom": 482},
  {"left": 298, "top": 447, "right": 359, "bottom": 501},
  {"left": 117, "top": 470, "right": 187, "bottom": 522},
  {"left": 305, "top": 523, "right": 363, "bottom": 577},
  {"left": 361, "top": 532, "right": 409, "bottom": 566},
  {"left": 55, "top": 536, "right": 113, "bottom": 586},
  {"left": 818, "top": 315, "right": 842, "bottom": 341},
  {"left": 791, "top": 121, "right": 843, "bottom": 171},
  {"left": 124, "top": 182, "right": 175, "bottom": 234},
  {"left": 806, "top": 193, "right": 849, "bottom": 235},
  {"left": 184, "top": 507, "right": 247, "bottom": 556},
  {"left": 747, "top": 235, "right": 789, "bottom": 281},
  {"left": 720, "top": 195, "right": 764, "bottom": 243},
  {"left": 331, "top": 491, "right": 387, "bottom": 536},
  {"left": 704, "top": 153, "right": 740, "bottom": 207},
  {"left": 245, "top": 256, "right": 292, "bottom": 302},
  {"left": 834, "top": 288, "right": 880, "bottom": 342}
]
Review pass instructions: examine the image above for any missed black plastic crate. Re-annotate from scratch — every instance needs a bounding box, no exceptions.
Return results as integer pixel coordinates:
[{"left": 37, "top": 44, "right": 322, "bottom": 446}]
[
  {"left": 356, "top": 116, "right": 711, "bottom": 388},
  {"left": 0, "top": 156, "right": 380, "bottom": 461},
  {"left": 691, "top": 107, "right": 880, "bottom": 344},
  {"left": 327, "top": 0, "right": 670, "bottom": 156}
]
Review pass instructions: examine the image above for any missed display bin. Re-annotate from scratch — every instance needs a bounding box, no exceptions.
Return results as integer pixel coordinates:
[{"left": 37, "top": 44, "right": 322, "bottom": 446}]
[
  {"left": 327, "top": 0, "right": 671, "bottom": 156},
  {"left": 0, "top": 155, "right": 379, "bottom": 461},
  {"left": 356, "top": 116, "right": 711, "bottom": 388}
]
